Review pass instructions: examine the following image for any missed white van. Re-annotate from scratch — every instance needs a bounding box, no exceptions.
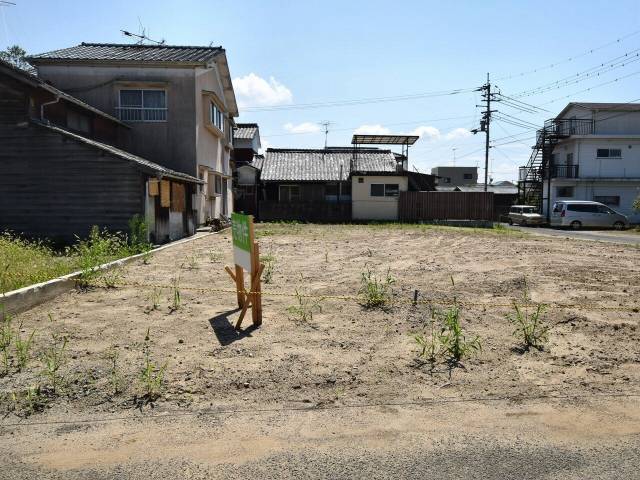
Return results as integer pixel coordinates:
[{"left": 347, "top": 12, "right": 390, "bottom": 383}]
[{"left": 550, "top": 200, "right": 629, "bottom": 230}]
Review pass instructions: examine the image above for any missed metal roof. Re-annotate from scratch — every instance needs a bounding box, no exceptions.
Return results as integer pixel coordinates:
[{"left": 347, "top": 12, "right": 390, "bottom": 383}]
[
  {"left": 34, "top": 121, "right": 202, "bottom": 183},
  {"left": 0, "top": 58, "right": 127, "bottom": 127},
  {"left": 234, "top": 123, "right": 259, "bottom": 140},
  {"left": 556, "top": 102, "right": 640, "bottom": 119},
  {"left": 259, "top": 148, "right": 397, "bottom": 182},
  {"left": 27, "top": 43, "right": 224, "bottom": 65},
  {"left": 351, "top": 134, "right": 419, "bottom": 145}
]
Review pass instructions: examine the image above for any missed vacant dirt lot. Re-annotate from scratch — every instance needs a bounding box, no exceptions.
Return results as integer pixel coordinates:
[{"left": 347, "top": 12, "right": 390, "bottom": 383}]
[{"left": 1, "top": 223, "right": 639, "bottom": 478}]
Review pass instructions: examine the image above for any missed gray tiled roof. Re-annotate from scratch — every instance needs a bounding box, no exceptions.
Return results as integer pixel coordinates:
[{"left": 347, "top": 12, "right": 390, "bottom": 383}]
[
  {"left": 34, "top": 121, "right": 202, "bottom": 184},
  {"left": 0, "top": 58, "right": 126, "bottom": 127},
  {"left": 28, "top": 43, "right": 223, "bottom": 65},
  {"left": 259, "top": 148, "right": 397, "bottom": 182},
  {"left": 234, "top": 123, "right": 259, "bottom": 140}
]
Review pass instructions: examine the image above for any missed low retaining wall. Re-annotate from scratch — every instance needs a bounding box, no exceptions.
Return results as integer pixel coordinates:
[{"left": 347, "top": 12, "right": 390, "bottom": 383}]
[{"left": 0, "top": 230, "right": 221, "bottom": 319}]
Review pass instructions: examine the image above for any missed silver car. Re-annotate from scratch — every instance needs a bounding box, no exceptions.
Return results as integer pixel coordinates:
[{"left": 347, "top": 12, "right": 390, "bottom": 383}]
[
  {"left": 550, "top": 200, "right": 629, "bottom": 230},
  {"left": 507, "top": 205, "right": 545, "bottom": 226}
]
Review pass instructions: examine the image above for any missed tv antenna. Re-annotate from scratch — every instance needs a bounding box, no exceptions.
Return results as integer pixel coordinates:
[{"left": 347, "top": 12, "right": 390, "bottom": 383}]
[
  {"left": 121, "top": 19, "right": 165, "bottom": 45},
  {"left": 319, "top": 121, "right": 333, "bottom": 149}
]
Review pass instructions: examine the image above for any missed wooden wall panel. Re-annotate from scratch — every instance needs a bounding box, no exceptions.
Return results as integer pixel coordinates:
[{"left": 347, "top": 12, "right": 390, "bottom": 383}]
[{"left": 399, "top": 192, "right": 494, "bottom": 221}]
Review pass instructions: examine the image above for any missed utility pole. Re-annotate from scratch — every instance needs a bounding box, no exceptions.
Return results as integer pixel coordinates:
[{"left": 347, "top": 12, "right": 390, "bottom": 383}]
[
  {"left": 482, "top": 73, "right": 491, "bottom": 192},
  {"left": 472, "top": 74, "right": 496, "bottom": 192}
]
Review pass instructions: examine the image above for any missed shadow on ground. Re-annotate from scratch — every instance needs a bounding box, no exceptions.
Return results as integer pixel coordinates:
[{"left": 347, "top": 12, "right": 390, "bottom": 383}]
[{"left": 209, "top": 309, "right": 259, "bottom": 346}]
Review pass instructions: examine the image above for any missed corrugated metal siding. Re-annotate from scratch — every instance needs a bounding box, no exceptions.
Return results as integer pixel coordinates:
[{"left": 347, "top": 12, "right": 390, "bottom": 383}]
[
  {"left": 0, "top": 125, "right": 145, "bottom": 242},
  {"left": 399, "top": 192, "right": 494, "bottom": 221}
]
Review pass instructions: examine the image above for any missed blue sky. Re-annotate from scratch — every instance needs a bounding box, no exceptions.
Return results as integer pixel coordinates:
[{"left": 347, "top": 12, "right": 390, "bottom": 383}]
[{"left": 3, "top": 0, "right": 640, "bottom": 181}]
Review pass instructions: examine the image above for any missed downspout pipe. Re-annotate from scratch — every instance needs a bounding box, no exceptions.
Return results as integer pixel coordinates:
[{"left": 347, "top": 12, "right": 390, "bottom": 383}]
[{"left": 40, "top": 95, "right": 60, "bottom": 123}]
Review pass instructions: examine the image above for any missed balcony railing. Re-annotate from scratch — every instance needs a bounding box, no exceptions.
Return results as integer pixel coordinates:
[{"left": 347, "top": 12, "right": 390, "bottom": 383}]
[
  {"left": 550, "top": 164, "right": 579, "bottom": 179},
  {"left": 543, "top": 118, "right": 594, "bottom": 137},
  {"left": 116, "top": 107, "right": 167, "bottom": 122}
]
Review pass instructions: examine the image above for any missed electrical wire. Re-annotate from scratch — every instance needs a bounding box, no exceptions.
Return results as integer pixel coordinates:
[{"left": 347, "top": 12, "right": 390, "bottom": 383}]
[
  {"left": 242, "top": 87, "right": 477, "bottom": 112},
  {"left": 494, "top": 27, "right": 640, "bottom": 80}
]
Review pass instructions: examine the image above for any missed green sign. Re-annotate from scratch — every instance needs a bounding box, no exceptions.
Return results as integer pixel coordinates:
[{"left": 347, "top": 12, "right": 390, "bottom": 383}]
[{"left": 232, "top": 213, "right": 253, "bottom": 272}]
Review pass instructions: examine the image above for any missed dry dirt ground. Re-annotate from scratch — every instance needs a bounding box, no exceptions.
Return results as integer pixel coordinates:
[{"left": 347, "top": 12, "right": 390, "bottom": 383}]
[{"left": 1, "top": 223, "right": 639, "bottom": 478}]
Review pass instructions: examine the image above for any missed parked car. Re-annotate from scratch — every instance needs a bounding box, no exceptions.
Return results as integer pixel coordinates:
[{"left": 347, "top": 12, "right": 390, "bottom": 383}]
[
  {"left": 550, "top": 200, "right": 629, "bottom": 230},
  {"left": 507, "top": 205, "right": 545, "bottom": 226}
]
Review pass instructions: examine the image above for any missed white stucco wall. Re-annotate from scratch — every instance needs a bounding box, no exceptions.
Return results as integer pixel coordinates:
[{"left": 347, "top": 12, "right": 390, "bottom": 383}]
[{"left": 351, "top": 175, "right": 408, "bottom": 220}]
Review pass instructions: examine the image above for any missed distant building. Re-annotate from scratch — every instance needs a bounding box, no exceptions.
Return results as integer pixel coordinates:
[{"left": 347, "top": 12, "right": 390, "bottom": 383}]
[
  {"left": 519, "top": 102, "right": 640, "bottom": 223},
  {"left": 239, "top": 147, "right": 437, "bottom": 222},
  {"left": 232, "top": 123, "right": 261, "bottom": 217},
  {"left": 431, "top": 166, "right": 478, "bottom": 186}
]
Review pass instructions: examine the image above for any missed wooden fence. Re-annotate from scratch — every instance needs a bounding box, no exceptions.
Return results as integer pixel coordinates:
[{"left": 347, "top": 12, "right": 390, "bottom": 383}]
[{"left": 399, "top": 191, "right": 494, "bottom": 221}]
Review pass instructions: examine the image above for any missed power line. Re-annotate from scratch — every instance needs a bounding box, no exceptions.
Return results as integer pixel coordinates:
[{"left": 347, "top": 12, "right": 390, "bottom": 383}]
[
  {"left": 512, "top": 48, "right": 640, "bottom": 98},
  {"left": 541, "top": 68, "right": 640, "bottom": 105},
  {"left": 261, "top": 115, "right": 477, "bottom": 138},
  {"left": 242, "top": 87, "right": 476, "bottom": 112},
  {"left": 494, "top": 27, "right": 640, "bottom": 81}
]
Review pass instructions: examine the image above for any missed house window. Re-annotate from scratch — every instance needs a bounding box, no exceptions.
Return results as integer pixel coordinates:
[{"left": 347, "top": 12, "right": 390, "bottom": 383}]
[
  {"left": 596, "top": 148, "right": 622, "bottom": 158},
  {"left": 210, "top": 101, "right": 225, "bottom": 132},
  {"left": 279, "top": 185, "right": 301, "bottom": 202},
  {"left": 214, "top": 174, "right": 222, "bottom": 195},
  {"left": 566, "top": 153, "right": 573, "bottom": 164},
  {"left": 358, "top": 178, "right": 364, "bottom": 183},
  {"left": 594, "top": 195, "right": 620, "bottom": 206},
  {"left": 370, "top": 184, "right": 385, "bottom": 197},
  {"left": 556, "top": 186, "right": 574, "bottom": 198},
  {"left": 463, "top": 173, "right": 473, "bottom": 180},
  {"left": 384, "top": 184, "right": 400, "bottom": 196},
  {"left": 118, "top": 89, "right": 167, "bottom": 122},
  {"left": 370, "top": 183, "right": 399, "bottom": 197}
]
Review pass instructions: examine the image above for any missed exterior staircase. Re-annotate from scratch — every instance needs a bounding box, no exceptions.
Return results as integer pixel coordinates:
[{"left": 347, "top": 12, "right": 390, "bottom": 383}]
[{"left": 517, "top": 118, "right": 593, "bottom": 214}]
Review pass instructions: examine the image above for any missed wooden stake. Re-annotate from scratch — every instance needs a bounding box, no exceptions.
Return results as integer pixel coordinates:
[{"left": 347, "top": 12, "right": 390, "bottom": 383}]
[
  {"left": 251, "top": 242, "right": 262, "bottom": 326},
  {"left": 235, "top": 265, "right": 244, "bottom": 308},
  {"left": 235, "top": 263, "right": 264, "bottom": 330}
]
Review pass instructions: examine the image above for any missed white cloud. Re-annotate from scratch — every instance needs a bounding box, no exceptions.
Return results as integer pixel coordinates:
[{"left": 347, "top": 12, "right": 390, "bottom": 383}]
[
  {"left": 353, "top": 124, "right": 391, "bottom": 135},
  {"left": 444, "top": 127, "right": 473, "bottom": 141},
  {"left": 232, "top": 73, "right": 293, "bottom": 108},
  {"left": 258, "top": 138, "right": 272, "bottom": 155},
  {"left": 411, "top": 126, "right": 441, "bottom": 141},
  {"left": 283, "top": 122, "right": 321, "bottom": 134}
]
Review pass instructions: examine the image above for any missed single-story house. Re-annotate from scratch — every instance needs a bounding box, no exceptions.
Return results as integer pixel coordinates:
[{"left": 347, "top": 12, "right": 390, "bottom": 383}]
[
  {"left": 0, "top": 58, "right": 202, "bottom": 243},
  {"left": 237, "top": 147, "right": 436, "bottom": 221}
]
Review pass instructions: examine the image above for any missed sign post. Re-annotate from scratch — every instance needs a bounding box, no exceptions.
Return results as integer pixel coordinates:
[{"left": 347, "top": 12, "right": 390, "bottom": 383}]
[{"left": 225, "top": 213, "right": 263, "bottom": 329}]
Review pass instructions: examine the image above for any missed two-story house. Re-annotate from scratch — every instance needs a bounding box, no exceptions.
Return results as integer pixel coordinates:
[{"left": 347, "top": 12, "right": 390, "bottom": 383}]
[
  {"left": 519, "top": 102, "right": 640, "bottom": 223},
  {"left": 0, "top": 58, "right": 202, "bottom": 243},
  {"left": 26, "top": 42, "right": 239, "bottom": 225}
]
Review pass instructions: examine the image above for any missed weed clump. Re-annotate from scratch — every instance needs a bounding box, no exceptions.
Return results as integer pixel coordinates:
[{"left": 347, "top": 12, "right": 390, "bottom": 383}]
[
  {"left": 359, "top": 267, "right": 395, "bottom": 308},
  {"left": 286, "top": 289, "right": 323, "bottom": 324},
  {"left": 41, "top": 333, "right": 68, "bottom": 394},
  {"left": 138, "top": 328, "right": 167, "bottom": 402},
  {"left": 507, "top": 278, "right": 549, "bottom": 352}
]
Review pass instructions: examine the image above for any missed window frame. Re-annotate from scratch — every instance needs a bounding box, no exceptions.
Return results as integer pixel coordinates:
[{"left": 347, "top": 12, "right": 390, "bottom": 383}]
[
  {"left": 596, "top": 148, "right": 622, "bottom": 159},
  {"left": 594, "top": 195, "right": 620, "bottom": 207},
  {"left": 117, "top": 88, "right": 167, "bottom": 123},
  {"left": 556, "top": 186, "right": 574, "bottom": 198},
  {"left": 210, "top": 101, "right": 225, "bottom": 133},
  {"left": 279, "top": 184, "right": 301, "bottom": 203},
  {"left": 370, "top": 183, "right": 400, "bottom": 197}
]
